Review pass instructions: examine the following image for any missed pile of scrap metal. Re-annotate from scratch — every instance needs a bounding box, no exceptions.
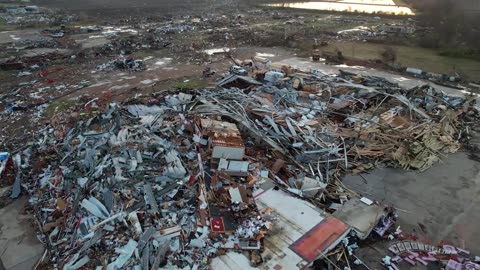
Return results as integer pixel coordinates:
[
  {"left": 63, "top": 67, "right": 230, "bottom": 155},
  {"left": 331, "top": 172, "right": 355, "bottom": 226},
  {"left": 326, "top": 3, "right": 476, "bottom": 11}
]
[
  {"left": 17, "top": 93, "right": 288, "bottom": 269},
  {"left": 96, "top": 52, "right": 144, "bottom": 72},
  {"left": 11, "top": 92, "right": 376, "bottom": 269},
  {"left": 210, "top": 67, "right": 475, "bottom": 176},
  {"left": 10, "top": 61, "right": 479, "bottom": 269}
]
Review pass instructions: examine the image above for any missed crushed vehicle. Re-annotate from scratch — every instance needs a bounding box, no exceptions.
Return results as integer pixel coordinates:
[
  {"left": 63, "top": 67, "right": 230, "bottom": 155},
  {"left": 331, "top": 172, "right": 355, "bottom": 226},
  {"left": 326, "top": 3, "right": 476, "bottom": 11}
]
[{"left": 229, "top": 65, "right": 248, "bottom": 76}]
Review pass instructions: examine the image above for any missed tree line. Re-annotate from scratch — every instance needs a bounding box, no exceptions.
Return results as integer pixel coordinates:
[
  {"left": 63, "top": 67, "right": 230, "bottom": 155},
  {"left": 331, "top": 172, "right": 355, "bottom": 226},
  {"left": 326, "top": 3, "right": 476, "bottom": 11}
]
[{"left": 406, "top": 0, "right": 480, "bottom": 52}]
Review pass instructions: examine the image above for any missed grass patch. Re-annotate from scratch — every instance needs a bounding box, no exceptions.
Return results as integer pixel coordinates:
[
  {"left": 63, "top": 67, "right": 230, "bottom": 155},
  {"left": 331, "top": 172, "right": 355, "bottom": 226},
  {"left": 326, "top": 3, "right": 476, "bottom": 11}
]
[
  {"left": 393, "top": 0, "right": 409, "bottom": 7},
  {"left": 71, "top": 19, "right": 97, "bottom": 27},
  {"left": 438, "top": 49, "right": 480, "bottom": 62},
  {"left": 0, "top": 19, "right": 15, "bottom": 32},
  {"left": 45, "top": 100, "right": 76, "bottom": 118},
  {"left": 174, "top": 32, "right": 209, "bottom": 49},
  {"left": 321, "top": 41, "right": 480, "bottom": 81},
  {"left": 0, "top": 70, "right": 14, "bottom": 83},
  {"left": 132, "top": 49, "right": 172, "bottom": 60},
  {"left": 173, "top": 79, "right": 208, "bottom": 90},
  {"left": 1, "top": 50, "right": 21, "bottom": 58},
  {"left": 0, "top": 3, "right": 21, "bottom": 8},
  {"left": 133, "top": 50, "right": 153, "bottom": 59}
]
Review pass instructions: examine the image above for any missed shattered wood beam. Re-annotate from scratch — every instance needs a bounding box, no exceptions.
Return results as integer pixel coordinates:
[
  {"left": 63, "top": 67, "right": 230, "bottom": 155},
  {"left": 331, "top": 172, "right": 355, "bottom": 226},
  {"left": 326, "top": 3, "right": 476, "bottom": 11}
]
[
  {"left": 390, "top": 94, "right": 431, "bottom": 120},
  {"left": 144, "top": 184, "right": 160, "bottom": 215},
  {"left": 151, "top": 243, "right": 170, "bottom": 269},
  {"left": 137, "top": 227, "right": 156, "bottom": 251},
  {"left": 237, "top": 120, "right": 287, "bottom": 156},
  {"left": 141, "top": 243, "right": 150, "bottom": 270},
  {"left": 341, "top": 137, "right": 348, "bottom": 168},
  {"left": 319, "top": 250, "right": 342, "bottom": 270},
  {"left": 352, "top": 255, "right": 374, "bottom": 270},
  {"left": 79, "top": 229, "right": 104, "bottom": 255}
]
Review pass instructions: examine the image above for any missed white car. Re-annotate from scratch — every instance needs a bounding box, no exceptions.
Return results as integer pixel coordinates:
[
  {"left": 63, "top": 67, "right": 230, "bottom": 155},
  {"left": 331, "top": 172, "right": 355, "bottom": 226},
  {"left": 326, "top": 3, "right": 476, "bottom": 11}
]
[{"left": 229, "top": 65, "right": 248, "bottom": 76}]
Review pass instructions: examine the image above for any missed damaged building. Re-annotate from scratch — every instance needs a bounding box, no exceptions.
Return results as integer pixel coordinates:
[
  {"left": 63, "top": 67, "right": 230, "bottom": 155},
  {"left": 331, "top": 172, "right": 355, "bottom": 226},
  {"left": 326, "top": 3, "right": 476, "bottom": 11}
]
[{"left": 1, "top": 57, "right": 478, "bottom": 270}]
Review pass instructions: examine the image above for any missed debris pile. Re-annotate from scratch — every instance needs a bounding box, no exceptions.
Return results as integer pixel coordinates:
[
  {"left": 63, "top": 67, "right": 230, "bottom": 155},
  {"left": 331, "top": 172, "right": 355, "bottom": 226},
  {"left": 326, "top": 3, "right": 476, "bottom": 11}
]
[
  {"left": 6, "top": 61, "right": 479, "bottom": 269},
  {"left": 155, "top": 24, "right": 195, "bottom": 34},
  {"left": 96, "top": 52, "right": 145, "bottom": 72},
  {"left": 12, "top": 38, "right": 59, "bottom": 50},
  {"left": 20, "top": 94, "right": 276, "bottom": 269},
  {"left": 0, "top": 6, "right": 74, "bottom": 25},
  {"left": 0, "top": 4, "right": 477, "bottom": 269}
]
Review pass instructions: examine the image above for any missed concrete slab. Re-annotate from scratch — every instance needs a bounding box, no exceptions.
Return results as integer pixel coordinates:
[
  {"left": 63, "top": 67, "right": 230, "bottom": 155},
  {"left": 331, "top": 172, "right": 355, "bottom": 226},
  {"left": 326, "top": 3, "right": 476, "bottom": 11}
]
[
  {"left": 0, "top": 197, "right": 43, "bottom": 270},
  {"left": 333, "top": 197, "right": 385, "bottom": 239},
  {"left": 7, "top": 254, "right": 41, "bottom": 270},
  {"left": 343, "top": 151, "right": 480, "bottom": 254}
]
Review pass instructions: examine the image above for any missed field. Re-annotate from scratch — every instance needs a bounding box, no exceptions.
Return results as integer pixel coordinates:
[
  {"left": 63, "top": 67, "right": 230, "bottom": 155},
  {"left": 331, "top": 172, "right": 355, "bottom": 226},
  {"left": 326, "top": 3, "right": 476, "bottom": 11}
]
[
  {"left": 33, "top": 0, "right": 287, "bottom": 13},
  {"left": 322, "top": 41, "right": 480, "bottom": 81}
]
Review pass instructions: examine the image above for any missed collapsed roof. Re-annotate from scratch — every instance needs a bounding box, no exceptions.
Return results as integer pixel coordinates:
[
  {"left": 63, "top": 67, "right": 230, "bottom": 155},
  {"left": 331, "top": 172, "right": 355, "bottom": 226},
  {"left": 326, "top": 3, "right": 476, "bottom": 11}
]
[{"left": 4, "top": 61, "right": 478, "bottom": 269}]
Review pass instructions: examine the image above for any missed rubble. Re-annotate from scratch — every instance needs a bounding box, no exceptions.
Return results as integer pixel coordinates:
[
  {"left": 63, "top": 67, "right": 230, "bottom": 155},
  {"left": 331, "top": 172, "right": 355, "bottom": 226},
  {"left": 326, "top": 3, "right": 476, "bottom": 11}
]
[
  {"left": 0, "top": 6, "right": 476, "bottom": 265},
  {"left": 4, "top": 58, "right": 476, "bottom": 269},
  {"left": 0, "top": 5, "right": 74, "bottom": 25},
  {"left": 96, "top": 51, "right": 145, "bottom": 72}
]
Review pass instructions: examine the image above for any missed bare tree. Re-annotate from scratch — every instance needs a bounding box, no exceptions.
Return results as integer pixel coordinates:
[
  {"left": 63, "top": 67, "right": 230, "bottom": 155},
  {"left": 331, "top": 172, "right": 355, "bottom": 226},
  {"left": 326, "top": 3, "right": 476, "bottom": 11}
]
[{"left": 382, "top": 47, "right": 397, "bottom": 64}]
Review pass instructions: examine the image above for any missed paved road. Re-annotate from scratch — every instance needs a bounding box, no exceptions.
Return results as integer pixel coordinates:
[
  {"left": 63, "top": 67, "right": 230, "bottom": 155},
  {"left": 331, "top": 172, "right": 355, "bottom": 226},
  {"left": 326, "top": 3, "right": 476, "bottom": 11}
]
[
  {"left": 0, "top": 197, "right": 43, "bottom": 270},
  {"left": 343, "top": 151, "right": 480, "bottom": 268}
]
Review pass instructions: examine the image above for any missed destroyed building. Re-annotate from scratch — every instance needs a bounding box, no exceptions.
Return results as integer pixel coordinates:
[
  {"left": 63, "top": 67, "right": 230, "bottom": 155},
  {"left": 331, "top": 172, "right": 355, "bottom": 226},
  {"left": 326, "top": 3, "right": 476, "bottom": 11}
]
[
  {"left": 0, "top": 8, "right": 478, "bottom": 267},
  {"left": 0, "top": 55, "right": 476, "bottom": 270}
]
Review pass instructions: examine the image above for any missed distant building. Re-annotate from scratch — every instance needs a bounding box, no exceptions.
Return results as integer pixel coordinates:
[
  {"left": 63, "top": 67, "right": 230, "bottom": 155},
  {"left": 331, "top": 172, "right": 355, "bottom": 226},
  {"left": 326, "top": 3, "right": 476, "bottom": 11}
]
[
  {"left": 5, "top": 5, "right": 39, "bottom": 14},
  {"left": 379, "top": 24, "right": 415, "bottom": 34},
  {"left": 6, "top": 7, "right": 26, "bottom": 14},
  {"left": 24, "top": 5, "right": 39, "bottom": 13}
]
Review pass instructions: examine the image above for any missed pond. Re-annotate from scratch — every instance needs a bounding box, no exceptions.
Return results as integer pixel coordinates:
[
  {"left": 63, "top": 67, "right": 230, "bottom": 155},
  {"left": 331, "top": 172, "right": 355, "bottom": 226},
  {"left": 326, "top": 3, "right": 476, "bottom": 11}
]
[{"left": 266, "top": 0, "right": 415, "bottom": 15}]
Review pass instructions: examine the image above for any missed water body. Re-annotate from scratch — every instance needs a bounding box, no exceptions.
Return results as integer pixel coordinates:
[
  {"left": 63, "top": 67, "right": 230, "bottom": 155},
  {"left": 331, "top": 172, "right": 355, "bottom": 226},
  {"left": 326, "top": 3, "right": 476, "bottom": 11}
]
[{"left": 267, "top": 0, "right": 415, "bottom": 15}]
